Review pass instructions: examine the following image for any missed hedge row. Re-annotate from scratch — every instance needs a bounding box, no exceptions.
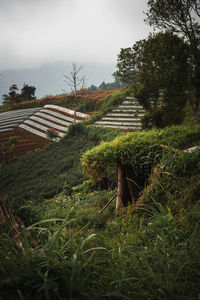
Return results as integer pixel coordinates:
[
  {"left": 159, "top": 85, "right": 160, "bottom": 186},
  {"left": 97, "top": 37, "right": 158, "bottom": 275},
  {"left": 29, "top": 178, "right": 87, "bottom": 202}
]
[{"left": 81, "top": 125, "right": 200, "bottom": 183}]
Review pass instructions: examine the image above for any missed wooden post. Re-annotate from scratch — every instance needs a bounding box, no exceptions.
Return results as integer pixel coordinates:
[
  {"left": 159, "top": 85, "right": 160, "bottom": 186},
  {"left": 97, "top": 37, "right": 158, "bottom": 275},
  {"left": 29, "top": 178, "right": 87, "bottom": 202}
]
[
  {"left": 116, "top": 165, "right": 126, "bottom": 210},
  {"left": 116, "top": 165, "right": 140, "bottom": 211}
]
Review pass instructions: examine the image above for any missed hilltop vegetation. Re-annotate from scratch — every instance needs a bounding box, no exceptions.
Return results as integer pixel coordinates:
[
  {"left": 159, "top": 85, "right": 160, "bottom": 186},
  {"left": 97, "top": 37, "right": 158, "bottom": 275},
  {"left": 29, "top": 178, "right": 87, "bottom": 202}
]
[
  {"left": 0, "top": 0, "right": 200, "bottom": 298},
  {"left": 0, "top": 89, "right": 121, "bottom": 114},
  {"left": 0, "top": 121, "right": 200, "bottom": 299},
  {"left": 0, "top": 76, "right": 200, "bottom": 300}
]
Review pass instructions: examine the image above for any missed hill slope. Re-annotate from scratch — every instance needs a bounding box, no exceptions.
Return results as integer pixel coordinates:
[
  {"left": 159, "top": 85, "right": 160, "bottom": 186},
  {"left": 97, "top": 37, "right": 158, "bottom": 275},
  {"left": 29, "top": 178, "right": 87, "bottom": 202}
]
[{"left": 0, "top": 124, "right": 122, "bottom": 212}]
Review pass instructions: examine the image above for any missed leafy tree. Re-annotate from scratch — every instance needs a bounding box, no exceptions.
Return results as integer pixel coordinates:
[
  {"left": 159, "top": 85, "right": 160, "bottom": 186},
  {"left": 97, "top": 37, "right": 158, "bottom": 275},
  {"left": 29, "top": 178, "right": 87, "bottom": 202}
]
[
  {"left": 8, "top": 84, "right": 19, "bottom": 102},
  {"left": 3, "top": 83, "right": 36, "bottom": 104},
  {"left": 21, "top": 83, "right": 36, "bottom": 100},
  {"left": 87, "top": 81, "right": 125, "bottom": 92},
  {"left": 113, "top": 48, "right": 138, "bottom": 85},
  {"left": 145, "top": 0, "right": 200, "bottom": 123},
  {"left": 87, "top": 84, "right": 98, "bottom": 92},
  {"left": 98, "top": 80, "right": 125, "bottom": 90},
  {"left": 2, "top": 94, "right": 9, "bottom": 104},
  {"left": 114, "top": 32, "right": 189, "bottom": 127}
]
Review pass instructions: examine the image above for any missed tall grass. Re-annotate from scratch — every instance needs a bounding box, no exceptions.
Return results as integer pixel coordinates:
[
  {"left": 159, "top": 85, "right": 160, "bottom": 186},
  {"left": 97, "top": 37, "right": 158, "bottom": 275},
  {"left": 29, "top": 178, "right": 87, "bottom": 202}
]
[
  {"left": 1, "top": 186, "right": 199, "bottom": 299},
  {"left": 1, "top": 119, "right": 200, "bottom": 299}
]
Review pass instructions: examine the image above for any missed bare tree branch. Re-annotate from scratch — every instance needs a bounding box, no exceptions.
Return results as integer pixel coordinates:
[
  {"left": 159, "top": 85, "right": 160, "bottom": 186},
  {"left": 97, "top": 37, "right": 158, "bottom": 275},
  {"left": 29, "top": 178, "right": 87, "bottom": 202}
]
[{"left": 63, "top": 63, "right": 86, "bottom": 122}]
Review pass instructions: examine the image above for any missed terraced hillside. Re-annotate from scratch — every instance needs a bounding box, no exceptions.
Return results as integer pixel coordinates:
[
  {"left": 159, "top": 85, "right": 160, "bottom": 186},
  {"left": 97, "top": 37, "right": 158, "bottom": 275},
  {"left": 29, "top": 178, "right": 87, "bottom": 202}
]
[
  {"left": 0, "top": 105, "right": 89, "bottom": 163},
  {"left": 19, "top": 105, "right": 89, "bottom": 140},
  {"left": 95, "top": 97, "right": 145, "bottom": 130}
]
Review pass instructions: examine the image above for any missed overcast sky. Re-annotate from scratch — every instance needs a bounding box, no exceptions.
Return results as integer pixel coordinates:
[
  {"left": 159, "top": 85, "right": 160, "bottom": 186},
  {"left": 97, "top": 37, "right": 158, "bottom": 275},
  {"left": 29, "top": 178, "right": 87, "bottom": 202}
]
[{"left": 0, "top": 0, "right": 151, "bottom": 71}]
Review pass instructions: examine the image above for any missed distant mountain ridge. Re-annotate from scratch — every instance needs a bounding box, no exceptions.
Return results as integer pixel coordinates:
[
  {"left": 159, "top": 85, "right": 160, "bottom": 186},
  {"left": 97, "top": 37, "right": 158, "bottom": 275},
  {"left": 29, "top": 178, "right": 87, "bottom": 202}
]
[{"left": 0, "top": 61, "right": 115, "bottom": 105}]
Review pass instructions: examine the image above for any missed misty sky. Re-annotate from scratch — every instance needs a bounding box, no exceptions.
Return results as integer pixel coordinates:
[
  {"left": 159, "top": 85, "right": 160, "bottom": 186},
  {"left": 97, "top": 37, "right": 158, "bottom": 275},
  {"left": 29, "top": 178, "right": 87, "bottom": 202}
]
[{"left": 0, "top": 0, "right": 151, "bottom": 71}]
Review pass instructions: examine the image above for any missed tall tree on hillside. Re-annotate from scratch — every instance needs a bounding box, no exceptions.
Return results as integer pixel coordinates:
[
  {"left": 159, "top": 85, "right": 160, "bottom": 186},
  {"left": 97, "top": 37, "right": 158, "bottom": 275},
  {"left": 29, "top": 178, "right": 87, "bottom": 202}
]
[
  {"left": 114, "top": 32, "right": 189, "bottom": 126},
  {"left": 21, "top": 84, "right": 36, "bottom": 101},
  {"left": 3, "top": 84, "right": 36, "bottom": 104},
  {"left": 63, "top": 63, "right": 86, "bottom": 122},
  {"left": 145, "top": 0, "right": 200, "bottom": 123},
  {"left": 9, "top": 84, "right": 19, "bottom": 102}
]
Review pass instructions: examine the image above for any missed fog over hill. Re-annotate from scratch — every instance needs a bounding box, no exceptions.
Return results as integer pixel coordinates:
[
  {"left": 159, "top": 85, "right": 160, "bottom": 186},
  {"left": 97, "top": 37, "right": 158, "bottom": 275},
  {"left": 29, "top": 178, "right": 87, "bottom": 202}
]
[{"left": 0, "top": 61, "right": 115, "bottom": 105}]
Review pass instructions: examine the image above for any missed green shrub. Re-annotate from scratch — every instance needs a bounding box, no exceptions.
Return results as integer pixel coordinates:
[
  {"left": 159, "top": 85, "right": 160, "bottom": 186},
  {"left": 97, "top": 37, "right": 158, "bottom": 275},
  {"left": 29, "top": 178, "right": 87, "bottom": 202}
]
[
  {"left": 82, "top": 125, "right": 200, "bottom": 185},
  {"left": 46, "top": 128, "right": 59, "bottom": 140},
  {"left": 142, "top": 105, "right": 185, "bottom": 129}
]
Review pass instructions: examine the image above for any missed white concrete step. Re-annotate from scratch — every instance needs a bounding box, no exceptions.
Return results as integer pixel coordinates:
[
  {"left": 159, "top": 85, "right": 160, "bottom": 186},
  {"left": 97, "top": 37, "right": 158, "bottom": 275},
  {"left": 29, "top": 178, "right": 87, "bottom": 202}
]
[
  {"left": 106, "top": 113, "right": 144, "bottom": 117},
  {"left": 95, "top": 121, "right": 141, "bottom": 126},
  {"left": 95, "top": 124, "right": 140, "bottom": 130},
  {"left": 113, "top": 109, "right": 145, "bottom": 113},
  {"left": 101, "top": 117, "right": 141, "bottom": 122},
  {"left": 122, "top": 100, "right": 141, "bottom": 105},
  {"left": 118, "top": 105, "right": 145, "bottom": 110}
]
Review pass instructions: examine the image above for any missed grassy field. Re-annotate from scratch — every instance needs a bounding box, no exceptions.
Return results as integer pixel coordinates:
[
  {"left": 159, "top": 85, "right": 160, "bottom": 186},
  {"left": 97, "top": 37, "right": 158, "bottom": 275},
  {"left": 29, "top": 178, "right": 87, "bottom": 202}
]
[{"left": 0, "top": 91, "right": 200, "bottom": 299}]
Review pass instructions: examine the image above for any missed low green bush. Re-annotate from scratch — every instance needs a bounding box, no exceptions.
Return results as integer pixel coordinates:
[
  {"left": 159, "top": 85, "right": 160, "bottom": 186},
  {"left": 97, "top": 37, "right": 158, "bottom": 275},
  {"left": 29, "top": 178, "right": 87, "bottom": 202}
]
[{"left": 82, "top": 124, "right": 200, "bottom": 185}]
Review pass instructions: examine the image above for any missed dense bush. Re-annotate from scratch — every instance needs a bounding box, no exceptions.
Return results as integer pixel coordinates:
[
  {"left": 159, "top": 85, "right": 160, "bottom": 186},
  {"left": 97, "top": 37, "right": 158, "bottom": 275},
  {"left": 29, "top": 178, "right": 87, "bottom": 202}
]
[
  {"left": 82, "top": 124, "right": 200, "bottom": 184},
  {"left": 142, "top": 105, "right": 185, "bottom": 129}
]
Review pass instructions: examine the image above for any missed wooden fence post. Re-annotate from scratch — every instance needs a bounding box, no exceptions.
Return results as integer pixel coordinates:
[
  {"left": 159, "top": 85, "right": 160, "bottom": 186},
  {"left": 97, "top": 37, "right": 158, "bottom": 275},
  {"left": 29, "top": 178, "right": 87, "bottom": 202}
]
[
  {"left": 116, "top": 164, "right": 140, "bottom": 211},
  {"left": 116, "top": 165, "right": 127, "bottom": 210}
]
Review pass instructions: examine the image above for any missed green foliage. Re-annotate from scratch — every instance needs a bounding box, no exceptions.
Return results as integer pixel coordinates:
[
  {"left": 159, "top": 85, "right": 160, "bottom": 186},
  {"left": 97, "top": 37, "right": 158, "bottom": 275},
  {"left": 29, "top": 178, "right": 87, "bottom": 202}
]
[
  {"left": 0, "top": 94, "right": 85, "bottom": 113},
  {"left": 87, "top": 88, "right": 130, "bottom": 123},
  {"left": 145, "top": 0, "right": 200, "bottom": 124},
  {"left": 3, "top": 83, "right": 36, "bottom": 104},
  {"left": 0, "top": 214, "right": 107, "bottom": 300},
  {"left": 0, "top": 123, "right": 121, "bottom": 222},
  {"left": 114, "top": 32, "right": 188, "bottom": 119},
  {"left": 1, "top": 136, "right": 18, "bottom": 163},
  {"left": 78, "top": 97, "right": 96, "bottom": 113},
  {"left": 142, "top": 105, "right": 185, "bottom": 128},
  {"left": 142, "top": 149, "right": 200, "bottom": 208},
  {"left": 0, "top": 183, "right": 200, "bottom": 299},
  {"left": 87, "top": 80, "right": 125, "bottom": 92},
  {"left": 0, "top": 122, "right": 200, "bottom": 299},
  {"left": 21, "top": 83, "right": 36, "bottom": 100},
  {"left": 46, "top": 129, "right": 59, "bottom": 141},
  {"left": 82, "top": 124, "right": 200, "bottom": 184}
]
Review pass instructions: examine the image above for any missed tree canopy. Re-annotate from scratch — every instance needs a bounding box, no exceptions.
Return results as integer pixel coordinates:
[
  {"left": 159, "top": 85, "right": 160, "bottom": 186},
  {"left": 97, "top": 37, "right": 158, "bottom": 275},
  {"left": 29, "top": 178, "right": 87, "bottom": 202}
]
[
  {"left": 3, "top": 83, "right": 36, "bottom": 104},
  {"left": 21, "top": 84, "right": 36, "bottom": 100},
  {"left": 114, "top": 32, "right": 188, "bottom": 119},
  {"left": 145, "top": 0, "right": 200, "bottom": 123},
  {"left": 114, "top": 1, "right": 200, "bottom": 125}
]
